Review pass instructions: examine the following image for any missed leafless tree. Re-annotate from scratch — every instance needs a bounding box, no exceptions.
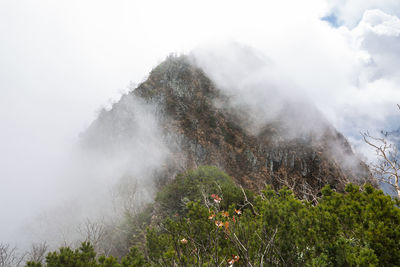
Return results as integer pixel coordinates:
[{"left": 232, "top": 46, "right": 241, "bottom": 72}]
[
  {"left": 275, "top": 168, "right": 321, "bottom": 204},
  {"left": 0, "top": 243, "right": 25, "bottom": 267},
  {"left": 362, "top": 104, "right": 400, "bottom": 198},
  {"left": 26, "top": 242, "right": 48, "bottom": 264},
  {"left": 77, "top": 219, "right": 108, "bottom": 252},
  {"left": 110, "top": 175, "right": 145, "bottom": 217},
  {"left": 362, "top": 131, "right": 400, "bottom": 198}
]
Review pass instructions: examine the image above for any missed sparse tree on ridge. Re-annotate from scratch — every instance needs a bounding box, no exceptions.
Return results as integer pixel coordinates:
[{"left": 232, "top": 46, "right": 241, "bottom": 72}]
[
  {"left": 362, "top": 104, "right": 400, "bottom": 198},
  {"left": 0, "top": 243, "right": 25, "bottom": 267},
  {"left": 26, "top": 242, "right": 48, "bottom": 265}
]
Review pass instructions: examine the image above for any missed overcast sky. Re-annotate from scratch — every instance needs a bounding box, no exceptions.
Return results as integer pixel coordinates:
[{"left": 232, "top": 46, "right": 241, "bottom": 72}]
[{"left": 1, "top": 0, "right": 400, "bottom": 244}]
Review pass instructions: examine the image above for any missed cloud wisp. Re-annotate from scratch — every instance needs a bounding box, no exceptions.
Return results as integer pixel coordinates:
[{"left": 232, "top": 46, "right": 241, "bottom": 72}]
[{"left": 1, "top": 0, "right": 400, "bottom": 249}]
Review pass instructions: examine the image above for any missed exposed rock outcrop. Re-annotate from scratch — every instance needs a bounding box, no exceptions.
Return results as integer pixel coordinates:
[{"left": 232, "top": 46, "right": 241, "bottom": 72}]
[{"left": 83, "top": 55, "right": 375, "bottom": 200}]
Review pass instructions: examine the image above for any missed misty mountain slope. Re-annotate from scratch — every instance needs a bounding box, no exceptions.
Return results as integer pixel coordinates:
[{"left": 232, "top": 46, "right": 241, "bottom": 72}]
[{"left": 82, "top": 55, "right": 374, "bottom": 199}]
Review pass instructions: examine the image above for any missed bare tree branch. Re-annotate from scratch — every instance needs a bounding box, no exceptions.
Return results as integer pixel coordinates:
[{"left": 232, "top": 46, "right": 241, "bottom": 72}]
[
  {"left": 0, "top": 243, "right": 25, "bottom": 267},
  {"left": 362, "top": 107, "right": 400, "bottom": 199},
  {"left": 27, "top": 242, "right": 48, "bottom": 264}
]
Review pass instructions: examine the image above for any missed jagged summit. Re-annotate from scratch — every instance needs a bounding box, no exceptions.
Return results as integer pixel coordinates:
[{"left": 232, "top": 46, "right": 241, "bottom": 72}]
[{"left": 83, "top": 55, "right": 374, "bottom": 199}]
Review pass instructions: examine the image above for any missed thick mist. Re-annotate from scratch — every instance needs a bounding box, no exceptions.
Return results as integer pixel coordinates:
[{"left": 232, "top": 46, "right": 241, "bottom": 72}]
[
  {"left": 1, "top": 0, "right": 400, "bottom": 259},
  {"left": 191, "top": 43, "right": 331, "bottom": 139},
  {"left": 18, "top": 92, "right": 180, "bottom": 251}
]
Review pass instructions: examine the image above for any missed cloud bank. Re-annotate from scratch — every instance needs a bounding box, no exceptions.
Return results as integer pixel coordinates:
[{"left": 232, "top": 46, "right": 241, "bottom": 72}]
[{"left": 1, "top": 0, "right": 400, "bottom": 247}]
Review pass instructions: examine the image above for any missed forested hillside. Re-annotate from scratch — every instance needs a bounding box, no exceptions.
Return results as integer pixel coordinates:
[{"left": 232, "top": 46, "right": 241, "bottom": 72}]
[
  {"left": 18, "top": 56, "right": 400, "bottom": 266},
  {"left": 27, "top": 166, "right": 400, "bottom": 266}
]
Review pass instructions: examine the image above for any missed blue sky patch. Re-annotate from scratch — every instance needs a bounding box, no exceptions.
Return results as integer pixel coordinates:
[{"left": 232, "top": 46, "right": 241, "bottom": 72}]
[{"left": 321, "top": 13, "right": 340, "bottom": 27}]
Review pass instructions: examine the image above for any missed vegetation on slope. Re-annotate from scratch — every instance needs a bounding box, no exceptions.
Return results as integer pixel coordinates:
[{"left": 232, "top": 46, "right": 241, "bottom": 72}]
[{"left": 27, "top": 166, "right": 400, "bottom": 266}]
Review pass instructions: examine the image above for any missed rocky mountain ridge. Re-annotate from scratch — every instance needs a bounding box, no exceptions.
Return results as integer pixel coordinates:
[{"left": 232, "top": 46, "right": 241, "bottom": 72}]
[{"left": 83, "top": 55, "right": 374, "bottom": 200}]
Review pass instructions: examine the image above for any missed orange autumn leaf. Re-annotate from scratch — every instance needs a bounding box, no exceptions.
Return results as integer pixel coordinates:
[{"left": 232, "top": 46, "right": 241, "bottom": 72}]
[
  {"left": 215, "top": 221, "right": 223, "bottom": 228},
  {"left": 224, "top": 221, "right": 230, "bottom": 230},
  {"left": 221, "top": 211, "right": 229, "bottom": 217},
  {"left": 211, "top": 194, "right": 222, "bottom": 203}
]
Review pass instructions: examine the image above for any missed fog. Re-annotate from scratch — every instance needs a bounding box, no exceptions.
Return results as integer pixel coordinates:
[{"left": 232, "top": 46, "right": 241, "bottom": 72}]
[
  {"left": 1, "top": 0, "right": 400, "bottom": 250},
  {"left": 19, "top": 93, "right": 175, "bottom": 250},
  {"left": 191, "top": 43, "right": 330, "bottom": 139}
]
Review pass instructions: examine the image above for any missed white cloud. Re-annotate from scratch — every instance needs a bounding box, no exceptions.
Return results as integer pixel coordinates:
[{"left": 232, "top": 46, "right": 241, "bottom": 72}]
[
  {"left": 357, "top": 9, "right": 400, "bottom": 36},
  {"left": 331, "top": 8, "right": 400, "bottom": 136},
  {"left": 325, "top": 0, "right": 400, "bottom": 28},
  {"left": 1, "top": 0, "right": 400, "bottom": 246},
  {"left": 351, "top": 9, "right": 400, "bottom": 81}
]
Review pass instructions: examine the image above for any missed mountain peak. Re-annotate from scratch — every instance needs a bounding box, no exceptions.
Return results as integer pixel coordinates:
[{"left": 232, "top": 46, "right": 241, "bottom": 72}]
[{"left": 83, "top": 54, "right": 375, "bottom": 200}]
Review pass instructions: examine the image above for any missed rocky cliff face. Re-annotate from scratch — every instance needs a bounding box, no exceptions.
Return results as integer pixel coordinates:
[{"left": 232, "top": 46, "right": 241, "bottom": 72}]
[{"left": 83, "top": 55, "right": 374, "bottom": 200}]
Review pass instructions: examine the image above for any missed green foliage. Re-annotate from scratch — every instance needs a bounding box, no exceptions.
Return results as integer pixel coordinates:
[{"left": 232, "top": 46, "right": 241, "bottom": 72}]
[
  {"left": 45, "top": 242, "right": 97, "bottom": 267},
  {"left": 146, "top": 182, "right": 400, "bottom": 266},
  {"left": 122, "top": 203, "right": 154, "bottom": 250},
  {"left": 314, "top": 183, "right": 400, "bottom": 266},
  {"left": 120, "top": 247, "right": 148, "bottom": 267},
  {"left": 28, "top": 167, "right": 400, "bottom": 266},
  {"left": 26, "top": 242, "right": 147, "bottom": 267},
  {"left": 155, "top": 165, "right": 248, "bottom": 216}
]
